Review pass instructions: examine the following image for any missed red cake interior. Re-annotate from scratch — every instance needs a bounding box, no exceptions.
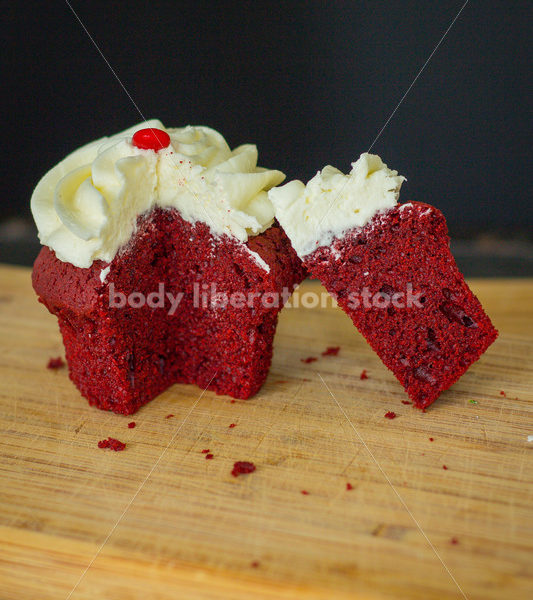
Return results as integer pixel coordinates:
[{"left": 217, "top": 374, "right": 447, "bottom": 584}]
[
  {"left": 33, "top": 208, "right": 305, "bottom": 414},
  {"left": 304, "top": 202, "right": 498, "bottom": 408}
]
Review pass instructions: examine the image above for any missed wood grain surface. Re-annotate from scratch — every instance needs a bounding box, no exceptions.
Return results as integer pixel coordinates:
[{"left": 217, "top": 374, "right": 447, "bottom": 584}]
[{"left": 0, "top": 264, "right": 532, "bottom": 600}]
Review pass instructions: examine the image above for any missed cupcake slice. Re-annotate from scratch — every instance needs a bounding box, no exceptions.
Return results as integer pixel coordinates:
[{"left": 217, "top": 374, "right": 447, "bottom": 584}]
[
  {"left": 32, "top": 120, "right": 305, "bottom": 414},
  {"left": 269, "top": 154, "right": 497, "bottom": 408}
]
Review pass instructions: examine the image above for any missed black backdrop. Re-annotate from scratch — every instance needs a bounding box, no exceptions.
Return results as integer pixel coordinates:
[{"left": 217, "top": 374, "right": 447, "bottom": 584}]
[{"left": 4, "top": 1, "right": 532, "bottom": 235}]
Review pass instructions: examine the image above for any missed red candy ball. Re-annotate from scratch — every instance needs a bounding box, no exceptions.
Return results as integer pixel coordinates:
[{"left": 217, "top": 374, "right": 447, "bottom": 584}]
[{"left": 132, "top": 128, "right": 170, "bottom": 151}]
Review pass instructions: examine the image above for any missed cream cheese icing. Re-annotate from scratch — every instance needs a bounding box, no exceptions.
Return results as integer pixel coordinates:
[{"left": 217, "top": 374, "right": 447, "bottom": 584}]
[
  {"left": 31, "top": 120, "right": 285, "bottom": 268},
  {"left": 268, "top": 153, "right": 405, "bottom": 258}
]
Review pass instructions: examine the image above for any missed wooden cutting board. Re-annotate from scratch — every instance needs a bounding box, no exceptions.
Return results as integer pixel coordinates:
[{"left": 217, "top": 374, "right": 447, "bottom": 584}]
[{"left": 0, "top": 264, "right": 532, "bottom": 600}]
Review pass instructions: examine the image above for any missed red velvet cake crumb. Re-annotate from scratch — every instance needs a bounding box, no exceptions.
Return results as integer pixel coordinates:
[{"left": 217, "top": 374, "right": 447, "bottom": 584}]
[
  {"left": 322, "top": 346, "right": 340, "bottom": 356},
  {"left": 165, "top": 414, "right": 174, "bottom": 419},
  {"left": 228, "top": 423, "right": 237, "bottom": 428},
  {"left": 231, "top": 461, "right": 256, "bottom": 477},
  {"left": 360, "top": 369, "right": 368, "bottom": 380},
  {"left": 384, "top": 411, "right": 396, "bottom": 419},
  {"left": 301, "top": 490, "right": 309, "bottom": 495},
  {"left": 346, "top": 483, "right": 353, "bottom": 491},
  {"left": 303, "top": 203, "right": 498, "bottom": 408},
  {"left": 127, "top": 421, "right": 136, "bottom": 428},
  {"left": 401, "top": 400, "right": 411, "bottom": 405},
  {"left": 443, "top": 465, "right": 448, "bottom": 470},
  {"left": 450, "top": 537, "right": 459, "bottom": 545},
  {"left": 205, "top": 453, "right": 214, "bottom": 460},
  {"left": 201, "top": 449, "right": 210, "bottom": 454},
  {"left": 32, "top": 210, "right": 305, "bottom": 415},
  {"left": 429, "top": 437, "right": 434, "bottom": 442},
  {"left": 98, "top": 437, "right": 126, "bottom": 451},
  {"left": 251, "top": 561, "right": 260, "bottom": 568},
  {"left": 47, "top": 356, "right": 65, "bottom": 369},
  {"left": 301, "top": 357, "right": 317, "bottom": 364},
  {"left": 500, "top": 390, "right": 506, "bottom": 397}
]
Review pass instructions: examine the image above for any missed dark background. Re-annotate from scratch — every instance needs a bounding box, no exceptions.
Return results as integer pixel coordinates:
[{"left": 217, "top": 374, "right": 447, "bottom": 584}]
[{"left": 3, "top": 1, "right": 532, "bottom": 272}]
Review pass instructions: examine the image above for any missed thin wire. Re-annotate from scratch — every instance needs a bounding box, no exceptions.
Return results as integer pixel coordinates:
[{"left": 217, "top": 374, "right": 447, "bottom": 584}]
[
  {"left": 314, "top": 0, "right": 470, "bottom": 234},
  {"left": 64, "top": 374, "right": 216, "bottom": 599},
  {"left": 317, "top": 372, "right": 468, "bottom": 600},
  {"left": 64, "top": 0, "right": 146, "bottom": 122},
  {"left": 368, "top": 0, "right": 470, "bottom": 152},
  {"left": 63, "top": 0, "right": 221, "bottom": 233}
]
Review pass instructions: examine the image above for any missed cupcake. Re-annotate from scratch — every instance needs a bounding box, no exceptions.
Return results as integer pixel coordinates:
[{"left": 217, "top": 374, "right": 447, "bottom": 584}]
[
  {"left": 32, "top": 120, "right": 305, "bottom": 414},
  {"left": 270, "top": 154, "right": 497, "bottom": 408}
]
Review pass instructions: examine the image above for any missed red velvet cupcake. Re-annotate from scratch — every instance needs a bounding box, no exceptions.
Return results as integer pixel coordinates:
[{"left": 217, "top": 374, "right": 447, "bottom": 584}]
[
  {"left": 270, "top": 154, "right": 497, "bottom": 408},
  {"left": 32, "top": 120, "right": 305, "bottom": 414}
]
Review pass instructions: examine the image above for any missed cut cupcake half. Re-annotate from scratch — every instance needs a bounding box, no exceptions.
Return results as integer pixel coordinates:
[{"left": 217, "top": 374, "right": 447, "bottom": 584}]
[
  {"left": 269, "top": 154, "right": 498, "bottom": 408},
  {"left": 32, "top": 121, "right": 306, "bottom": 414}
]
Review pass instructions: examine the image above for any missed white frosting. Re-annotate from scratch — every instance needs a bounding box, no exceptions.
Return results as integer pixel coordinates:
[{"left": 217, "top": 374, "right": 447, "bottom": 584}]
[
  {"left": 268, "top": 153, "right": 405, "bottom": 258},
  {"left": 246, "top": 248, "right": 271, "bottom": 273},
  {"left": 99, "top": 266, "right": 111, "bottom": 283},
  {"left": 399, "top": 202, "right": 414, "bottom": 212},
  {"left": 31, "top": 120, "right": 285, "bottom": 268}
]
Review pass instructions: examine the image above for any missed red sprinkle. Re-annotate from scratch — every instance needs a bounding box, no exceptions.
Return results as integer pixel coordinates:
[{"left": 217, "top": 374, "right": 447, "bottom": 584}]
[
  {"left": 201, "top": 449, "right": 210, "bottom": 454},
  {"left": 165, "top": 414, "right": 174, "bottom": 419},
  {"left": 450, "top": 537, "right": 459, "bottom": 545},
  {"left": 98, "top": 437, "right": 126, "bottom": 451},
  {"left": 228, "top": 423, "right": 237, "bottom": 428},
  {"left": 205, "top": 453, "right": 214, "bottom": 460},
  {"left": 401, "top": 400, "right": 411, "bottom": 405},
  {"left": 231, "top": 461, "right": 256, "bottom": 477},
  {"left": 443, "top": 465, "right": 448, "bottom": 470},
  {"left": 301, "top": 357, "right": 317, "bottom": 364},
  {"left": 429, "top": 437, "right": 434, "bottom": 442},
  {"left": 384, "top": 411, "right": 396, "bottom": 419},
  {"left": 301, "top": 490, "right": 309, "bottom": 495},
  {"left": 360, "top": 369, "right": 368, "bottom": 380},
  {"left": 322, "top": 346, "right": 340, "bottom": 356},
  {"left": 47, "top": 357, "right": 65, "bottom": 369},
  {"left": 346, "top": 483, "right": 353, "bottom": 491},
  {"left": 127, "top": 422, "right": 136, "bottom": 429},
  {"left": 132, "top": 128, "right": 170, "bottom": 151}
]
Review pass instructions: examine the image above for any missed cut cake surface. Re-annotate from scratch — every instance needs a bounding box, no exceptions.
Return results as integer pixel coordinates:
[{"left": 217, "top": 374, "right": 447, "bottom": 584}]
[
  {"left": 303, "top": 202, "right": 498, "bottom": 408},
  {"left": 33, "top": 208, "right": 305, "bottom": 414}
]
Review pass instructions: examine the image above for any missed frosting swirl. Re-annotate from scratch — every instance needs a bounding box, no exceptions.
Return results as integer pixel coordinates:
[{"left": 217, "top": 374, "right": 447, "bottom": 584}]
[
  {"left": 269, "top": 153, "right": 405, "bottom": 258},
  {"left": 31, "top": 120, "right": 285, "bottom": 268}
]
